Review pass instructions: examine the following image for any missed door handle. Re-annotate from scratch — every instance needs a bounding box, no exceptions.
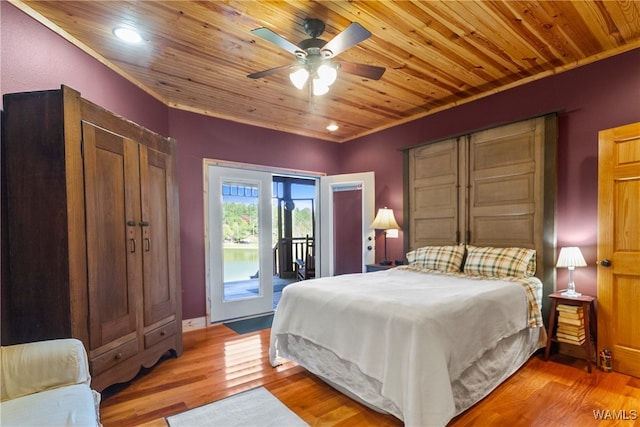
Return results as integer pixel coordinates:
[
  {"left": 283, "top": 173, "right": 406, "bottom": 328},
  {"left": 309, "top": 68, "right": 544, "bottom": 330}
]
[
  {"left": 600, "top": 259, "right": 612, "bottom": 267},
  {"left": 130, "top": 238, "right": 136, "bottom": 253}
]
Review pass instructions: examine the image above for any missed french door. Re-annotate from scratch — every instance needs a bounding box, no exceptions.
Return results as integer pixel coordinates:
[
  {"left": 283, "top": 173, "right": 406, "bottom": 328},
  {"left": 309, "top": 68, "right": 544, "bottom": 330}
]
[
  {"left": 206, "top": 165, "right": 273, "bottom": 323},
  {"left": 206, "top": 163, "right": 376, "bottom": 323}
]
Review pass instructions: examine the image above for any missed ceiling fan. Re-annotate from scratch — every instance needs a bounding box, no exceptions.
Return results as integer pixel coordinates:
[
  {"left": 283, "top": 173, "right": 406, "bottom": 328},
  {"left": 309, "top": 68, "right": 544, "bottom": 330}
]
[{"left": 247, "top": 18, "right": 385, "bottom": 96}]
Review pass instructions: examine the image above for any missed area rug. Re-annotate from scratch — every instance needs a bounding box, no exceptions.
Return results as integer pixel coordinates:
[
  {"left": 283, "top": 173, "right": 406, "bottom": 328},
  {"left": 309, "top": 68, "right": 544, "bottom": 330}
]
[
  {"left": 166, "top": 386, "right": 308, "bottom": 427},
  {"left": 223, "top": 313, "right": 274, "bottom": 334}
]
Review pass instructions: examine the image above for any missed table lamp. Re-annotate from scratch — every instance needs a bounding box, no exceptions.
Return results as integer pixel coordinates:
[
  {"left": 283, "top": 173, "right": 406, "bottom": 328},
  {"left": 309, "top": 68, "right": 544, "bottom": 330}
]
[
  {"left": 370, "top": 207, "right": 400, "bottom": 266},
  {"left": 556, "top": 246, "right": 587, "bottom": 297}
]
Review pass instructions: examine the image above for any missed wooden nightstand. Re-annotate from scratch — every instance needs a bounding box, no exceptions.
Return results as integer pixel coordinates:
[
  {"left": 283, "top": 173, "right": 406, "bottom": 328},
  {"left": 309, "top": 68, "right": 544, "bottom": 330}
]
[
  {"left": 544, "top": 292, "right": 596, "bottom": 372},
  {"left": 366, "top": 263, "right": 396, "bottom": 272}
]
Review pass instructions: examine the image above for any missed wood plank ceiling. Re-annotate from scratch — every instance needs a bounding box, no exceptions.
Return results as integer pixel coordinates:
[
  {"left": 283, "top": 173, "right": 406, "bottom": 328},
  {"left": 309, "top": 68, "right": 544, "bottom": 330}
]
[{"left": 12, "top": 0, "right": 640, "bottom": 142}]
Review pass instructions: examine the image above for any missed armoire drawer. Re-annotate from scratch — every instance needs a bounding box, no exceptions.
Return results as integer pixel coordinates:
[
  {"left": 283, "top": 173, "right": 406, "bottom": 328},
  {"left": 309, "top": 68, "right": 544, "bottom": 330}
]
[
  {"left": 144, "top": 321, "right": 177, "bottom": 349},
  {"left": 90, "top": 338, "right": 138, "bottom": 375}
]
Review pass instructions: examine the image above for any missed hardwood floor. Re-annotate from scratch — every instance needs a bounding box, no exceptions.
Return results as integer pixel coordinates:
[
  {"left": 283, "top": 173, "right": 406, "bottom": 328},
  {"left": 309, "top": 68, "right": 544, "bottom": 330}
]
[{"left": 99, "top": 325, "right": 640, "bottom": 426}]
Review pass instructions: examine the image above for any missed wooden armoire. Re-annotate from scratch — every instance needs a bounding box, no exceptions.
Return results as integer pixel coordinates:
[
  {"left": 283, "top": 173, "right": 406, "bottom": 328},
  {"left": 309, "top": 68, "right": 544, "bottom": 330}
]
[{"left": 1, "top": 86, "right": 182, "bottom": 391}]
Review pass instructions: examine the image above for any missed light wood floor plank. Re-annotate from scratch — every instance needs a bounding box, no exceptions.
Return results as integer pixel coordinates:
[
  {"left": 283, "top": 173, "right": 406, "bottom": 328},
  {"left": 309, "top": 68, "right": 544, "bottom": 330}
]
[{"left": 99, "top": 325, "right": 640, "bottom": 426}]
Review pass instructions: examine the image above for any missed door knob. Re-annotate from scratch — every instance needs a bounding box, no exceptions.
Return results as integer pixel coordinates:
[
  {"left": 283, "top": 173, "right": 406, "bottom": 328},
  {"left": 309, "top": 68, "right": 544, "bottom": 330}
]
[{"left": 600, "top": 259, "right": 612, "bottom": 267}]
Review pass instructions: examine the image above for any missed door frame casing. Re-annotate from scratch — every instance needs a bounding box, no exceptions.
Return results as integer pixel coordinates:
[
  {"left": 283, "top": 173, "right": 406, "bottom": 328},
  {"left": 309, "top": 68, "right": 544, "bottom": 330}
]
[{"left": 319, "top": 172, "right": 376, "bottom": 277}]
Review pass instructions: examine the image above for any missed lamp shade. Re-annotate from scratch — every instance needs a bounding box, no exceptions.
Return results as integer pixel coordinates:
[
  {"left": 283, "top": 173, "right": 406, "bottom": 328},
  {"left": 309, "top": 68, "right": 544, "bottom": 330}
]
[
  {"left": 312, "top": 79, "right": 330, "bottom": 96},
  {"left": 317, "top": 64, "right": 337, "bottom": 86},
  {"left": 370, "top": 208, "right": 400, "bottom": 230},
  {"left": 556, "top": 247, "right": 587, "bottom": 268},
  {"left": 289, "top": 68, "right": 309, "bottom": 89}
]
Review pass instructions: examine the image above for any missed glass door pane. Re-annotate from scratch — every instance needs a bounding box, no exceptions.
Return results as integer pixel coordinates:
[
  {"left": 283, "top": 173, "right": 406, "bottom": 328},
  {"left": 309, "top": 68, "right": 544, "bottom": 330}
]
[
  {"left": 207, "top": 165, "right": 273, "bottom": 323},
  {"left": 222, "top": 181, "right": 260, "bottom": 301}
]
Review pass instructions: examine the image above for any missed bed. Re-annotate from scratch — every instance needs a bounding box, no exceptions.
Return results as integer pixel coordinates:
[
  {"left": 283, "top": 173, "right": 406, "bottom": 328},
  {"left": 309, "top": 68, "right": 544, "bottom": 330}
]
[{"left": 270, "top": 245, "right": 546, "bottom": 427}]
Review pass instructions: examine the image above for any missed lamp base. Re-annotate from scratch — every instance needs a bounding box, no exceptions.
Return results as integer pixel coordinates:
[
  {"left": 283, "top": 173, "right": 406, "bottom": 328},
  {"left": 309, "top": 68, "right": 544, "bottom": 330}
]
[
  {"left": 561, "top": 289, "right": 582, "bottom": 298},
  {"left": 379, "top": 260, "right": 393, "bottom": 266}
]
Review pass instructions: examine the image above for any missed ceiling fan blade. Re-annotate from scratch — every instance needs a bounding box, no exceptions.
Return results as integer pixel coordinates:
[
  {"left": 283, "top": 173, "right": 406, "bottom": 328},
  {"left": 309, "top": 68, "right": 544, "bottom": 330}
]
[
  {"left": 247, "top": 64, "right": 294, "bottom": 79},
  {"left": 321, "top": 22, "right": 371, "bottom": 58},
  {"left": 336, "top": 61, "right": 385, "bottom": 80},
  {"left": 251, "top": 27, "right": 305, "bottom": 57}
]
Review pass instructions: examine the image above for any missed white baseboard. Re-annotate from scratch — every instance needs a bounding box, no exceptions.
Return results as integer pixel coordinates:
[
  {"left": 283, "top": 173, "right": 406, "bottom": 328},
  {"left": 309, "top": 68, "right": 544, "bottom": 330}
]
[{"left": 182, "top": 317, "right": 207, "bottom": 332}]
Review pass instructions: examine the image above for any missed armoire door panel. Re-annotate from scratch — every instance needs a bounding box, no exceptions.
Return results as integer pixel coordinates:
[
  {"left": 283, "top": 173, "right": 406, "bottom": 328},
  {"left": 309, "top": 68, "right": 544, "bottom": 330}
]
[
  {"left": 140, "top": 146, "right": 177, "bottom": 326},
  {"left": 83, "top": 122, "right": 140, "bottom": 350}
]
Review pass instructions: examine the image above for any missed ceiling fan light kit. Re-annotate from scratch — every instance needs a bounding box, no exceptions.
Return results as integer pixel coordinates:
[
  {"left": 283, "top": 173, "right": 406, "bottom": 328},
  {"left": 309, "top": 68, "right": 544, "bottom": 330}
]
[{"left": 248, "top": 18, "right": 385, "bottom": 96}]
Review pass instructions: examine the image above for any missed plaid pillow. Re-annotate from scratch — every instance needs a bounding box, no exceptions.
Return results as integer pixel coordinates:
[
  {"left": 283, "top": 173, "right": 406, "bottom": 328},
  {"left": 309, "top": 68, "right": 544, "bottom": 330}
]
[
  {"left": 464, "top": 245, "right": 536, "bottom": 278},
  {"left": 406, "top": 245, "right": 465, "bottom": 272}
]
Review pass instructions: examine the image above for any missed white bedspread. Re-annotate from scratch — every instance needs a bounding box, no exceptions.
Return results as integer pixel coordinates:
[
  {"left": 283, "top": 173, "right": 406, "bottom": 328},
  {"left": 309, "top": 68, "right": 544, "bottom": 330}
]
[{"left": 270, "top": 268, "right": 534, "bottom": 427}]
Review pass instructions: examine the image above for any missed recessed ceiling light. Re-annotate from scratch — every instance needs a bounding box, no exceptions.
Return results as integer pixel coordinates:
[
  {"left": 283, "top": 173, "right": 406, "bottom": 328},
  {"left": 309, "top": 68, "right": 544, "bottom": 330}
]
[
  {"left": 113, "top": 27, "right": 142, "bottom": 43},
  {"left": 326, "top": 124, "right": 339, "bottom": 132}
]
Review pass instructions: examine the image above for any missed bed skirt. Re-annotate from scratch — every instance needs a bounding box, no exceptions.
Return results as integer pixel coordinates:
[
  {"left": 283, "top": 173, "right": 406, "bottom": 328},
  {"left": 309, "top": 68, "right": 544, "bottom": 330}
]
[{"left": 274, "top": 325, "right": 546, "bottom": 425}]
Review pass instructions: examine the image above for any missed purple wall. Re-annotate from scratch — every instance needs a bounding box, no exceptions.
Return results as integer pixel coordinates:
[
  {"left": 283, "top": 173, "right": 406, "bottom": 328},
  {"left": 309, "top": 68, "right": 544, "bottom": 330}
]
[
  {"left": 3, "top": 2, "right": 640, "bottom": 319},
  {"left": 342, "top": 48, "right": 640, "bottom": 297}
]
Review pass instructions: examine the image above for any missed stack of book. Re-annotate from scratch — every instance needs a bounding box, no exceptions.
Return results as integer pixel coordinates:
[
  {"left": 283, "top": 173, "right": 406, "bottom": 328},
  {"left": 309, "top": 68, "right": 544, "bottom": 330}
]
[{"left": 556, "top": 304, "right": 585, "bottom": 345}]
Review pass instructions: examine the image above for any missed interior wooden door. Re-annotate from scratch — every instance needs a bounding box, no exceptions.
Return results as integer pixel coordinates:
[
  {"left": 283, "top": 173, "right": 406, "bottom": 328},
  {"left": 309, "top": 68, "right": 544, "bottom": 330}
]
[
  {"left": 597, "top": 121, "right": 640, "bottom": 378},
  {"left": 139, "top": 145, "right": 179, "bottom": 328},
  {"left": 82, "top": 121, "right": 141, "bottom": 351}
]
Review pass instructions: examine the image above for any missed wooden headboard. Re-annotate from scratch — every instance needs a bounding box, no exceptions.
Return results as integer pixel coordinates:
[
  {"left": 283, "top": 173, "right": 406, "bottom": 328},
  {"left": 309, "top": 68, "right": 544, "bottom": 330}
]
[{"left": 403, "top": 114, "right": 557, "bottom": 321}]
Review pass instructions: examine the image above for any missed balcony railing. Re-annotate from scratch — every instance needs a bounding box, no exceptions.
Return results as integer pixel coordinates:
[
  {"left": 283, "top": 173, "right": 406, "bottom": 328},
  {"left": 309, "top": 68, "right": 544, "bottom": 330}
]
[{"left": 273, "top": 236, "right": 313, "bottom": 278}]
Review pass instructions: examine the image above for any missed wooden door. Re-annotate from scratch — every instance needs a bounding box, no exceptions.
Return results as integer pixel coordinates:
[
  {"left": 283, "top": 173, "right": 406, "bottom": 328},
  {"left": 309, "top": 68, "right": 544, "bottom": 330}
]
[
  {"left": 139, "top": 145, "right": 179, "bottom": 327},
  {"left": 407, "top": 137, "right": 462, "bottom": 248},
  {"left": 597, "top": 122, "right": 640, "bottom": 378},
  {"left": 83, "top": 121, "right": 141, "bottom": 351},
  {"left": 467, "top": 117, "right": 543, "bottom": 251}
]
